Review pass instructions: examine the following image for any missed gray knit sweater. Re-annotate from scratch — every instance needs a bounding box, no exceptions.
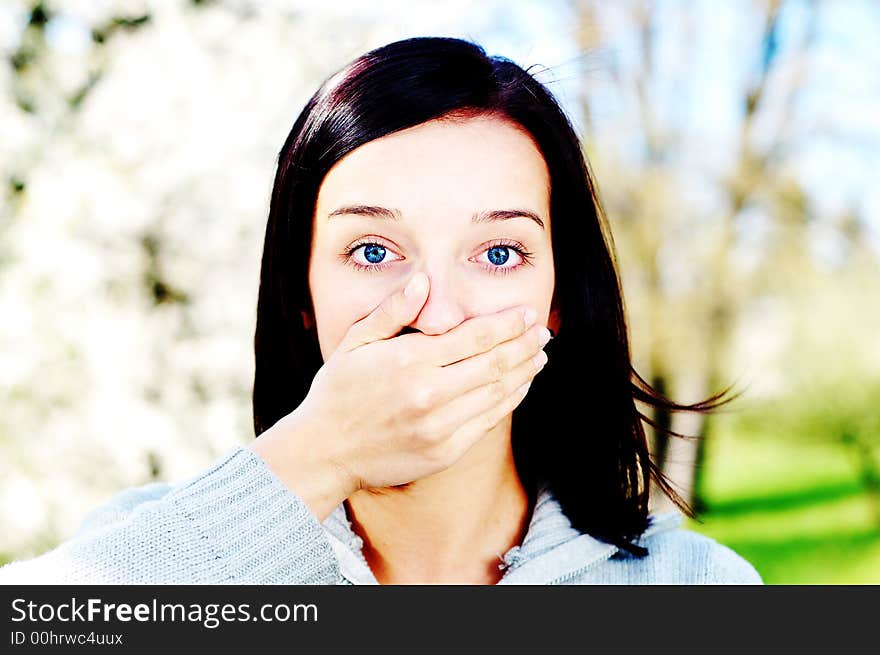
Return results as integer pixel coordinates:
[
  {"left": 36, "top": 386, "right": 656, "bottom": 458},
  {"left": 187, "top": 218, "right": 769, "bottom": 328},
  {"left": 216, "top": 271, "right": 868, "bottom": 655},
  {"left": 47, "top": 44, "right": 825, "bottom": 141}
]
[{"left": 0, "top": 446, "right": 762, "bottom": 584}]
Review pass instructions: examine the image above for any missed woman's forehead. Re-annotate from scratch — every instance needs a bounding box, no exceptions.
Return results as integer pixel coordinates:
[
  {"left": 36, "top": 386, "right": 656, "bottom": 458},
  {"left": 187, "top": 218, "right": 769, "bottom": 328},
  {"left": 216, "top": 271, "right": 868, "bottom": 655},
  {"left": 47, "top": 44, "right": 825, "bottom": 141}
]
[{"left": 315, "top": 115, "right": 551, "bottom": 222}]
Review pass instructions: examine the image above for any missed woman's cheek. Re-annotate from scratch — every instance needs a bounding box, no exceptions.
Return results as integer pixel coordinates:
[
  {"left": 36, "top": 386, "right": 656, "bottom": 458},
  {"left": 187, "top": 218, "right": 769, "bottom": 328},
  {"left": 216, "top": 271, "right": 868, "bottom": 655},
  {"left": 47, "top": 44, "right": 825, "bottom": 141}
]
[{"left": 317, "top": 287, "right": 395, "bottom": 359}]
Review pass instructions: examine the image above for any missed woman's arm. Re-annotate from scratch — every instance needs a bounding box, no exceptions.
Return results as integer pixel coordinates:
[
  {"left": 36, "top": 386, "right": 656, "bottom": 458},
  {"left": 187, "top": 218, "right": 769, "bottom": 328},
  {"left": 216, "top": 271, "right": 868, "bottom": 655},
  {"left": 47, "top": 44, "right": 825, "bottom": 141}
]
[{"left": 0, "top": 446, "right": 340, "bottom": 584}]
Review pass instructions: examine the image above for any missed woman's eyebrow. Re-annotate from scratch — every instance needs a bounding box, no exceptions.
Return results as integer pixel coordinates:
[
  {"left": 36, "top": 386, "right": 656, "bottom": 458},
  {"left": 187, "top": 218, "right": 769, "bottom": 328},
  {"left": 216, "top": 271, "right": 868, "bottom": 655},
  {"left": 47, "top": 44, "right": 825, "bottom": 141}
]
[
  {"left": 327, "top": 205, "right": 402, "bottom": 221},
  {"left": 475, "top": 209, "right": 545, "bottom": 230},
  {"left": 327, "top": 205, "right": 545, "bottom": 230}
]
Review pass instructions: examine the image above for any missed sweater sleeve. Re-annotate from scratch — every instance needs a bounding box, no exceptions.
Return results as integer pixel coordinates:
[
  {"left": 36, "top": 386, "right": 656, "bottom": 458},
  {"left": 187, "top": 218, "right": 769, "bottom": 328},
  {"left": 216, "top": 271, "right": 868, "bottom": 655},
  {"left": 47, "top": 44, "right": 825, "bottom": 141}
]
[
  {"left": 703, "top": 540, "right": 763, "bottom": 584},
  {"left": 647, "top": 530, "right": 764, "bottom": 584},
  {"left": 0, "top": 446, "right": 340, "bottom": 584}
]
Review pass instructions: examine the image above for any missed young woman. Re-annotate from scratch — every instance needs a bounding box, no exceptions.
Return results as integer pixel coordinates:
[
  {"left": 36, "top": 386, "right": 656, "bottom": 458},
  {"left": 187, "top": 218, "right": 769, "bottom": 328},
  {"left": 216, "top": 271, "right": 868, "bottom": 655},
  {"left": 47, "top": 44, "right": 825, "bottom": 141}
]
[{"left": 0, "top": 37, "right": 760, "bottom": 584}]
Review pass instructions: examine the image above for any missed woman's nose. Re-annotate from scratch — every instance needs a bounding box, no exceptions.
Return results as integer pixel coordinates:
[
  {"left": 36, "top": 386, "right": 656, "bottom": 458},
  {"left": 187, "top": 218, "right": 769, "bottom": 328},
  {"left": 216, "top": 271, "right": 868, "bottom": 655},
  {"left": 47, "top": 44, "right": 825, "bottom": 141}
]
[{"left": 408, "top": 270, "right": 468, "bottom": 336}]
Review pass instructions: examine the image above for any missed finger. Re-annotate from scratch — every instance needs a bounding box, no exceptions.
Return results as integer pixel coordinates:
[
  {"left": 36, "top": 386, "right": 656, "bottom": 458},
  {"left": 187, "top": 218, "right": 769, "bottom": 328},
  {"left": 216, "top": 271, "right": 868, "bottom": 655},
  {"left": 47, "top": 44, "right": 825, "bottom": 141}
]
[
  {"left": 443, "top": 368, "right": 540, "bottom": 463},
  {"left": 413, "top": 305, "right": 538, "bottom": 368},
  {"left": 421, "top": 343, "right": 548, "bottom": 440},
  {"left": 433, "top": 323, "right": 551, "bottom": 403},
  {"left": 339, "top": 272, "right": 429, "bottom": 352}
]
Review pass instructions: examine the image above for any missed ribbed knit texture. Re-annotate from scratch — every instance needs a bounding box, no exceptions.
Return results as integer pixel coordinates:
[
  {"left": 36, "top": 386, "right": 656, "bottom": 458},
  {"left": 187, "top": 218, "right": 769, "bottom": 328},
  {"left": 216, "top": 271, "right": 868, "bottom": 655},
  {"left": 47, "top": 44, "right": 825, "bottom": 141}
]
[
  {"left": 0, "top": 446, "right": 762, "bottom": 585},
  {"left": 0, "top": 447, "right": 339, "bottom": 584}
]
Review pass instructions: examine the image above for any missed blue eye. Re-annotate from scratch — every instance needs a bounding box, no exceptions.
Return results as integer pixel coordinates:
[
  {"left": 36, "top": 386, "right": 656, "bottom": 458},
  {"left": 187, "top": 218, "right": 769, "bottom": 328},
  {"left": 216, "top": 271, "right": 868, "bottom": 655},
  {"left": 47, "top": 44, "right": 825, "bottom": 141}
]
[
  {"left": 363, "top": 243, "right": 386, "bottom": 264},
  {"left": 343, "top": 241, "right": 402, "bottom": 271},
  {"left": 342, "top": 239, "right": 534, "bottom": 275},
  {"left": 487, "top": 245, "right": 510, "bottom": 266}
]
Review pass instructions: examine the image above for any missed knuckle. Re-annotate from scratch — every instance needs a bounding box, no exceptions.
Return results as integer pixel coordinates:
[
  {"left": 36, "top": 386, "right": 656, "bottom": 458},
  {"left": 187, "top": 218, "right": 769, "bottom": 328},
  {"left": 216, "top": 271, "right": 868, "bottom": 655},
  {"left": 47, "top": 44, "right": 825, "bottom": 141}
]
[
  {"left": 474, "top": 327, "right": 494, "bottom": 351},
  {"left": 488, "top": 379, "right": 506, "bottom": 404},
  {"left": 410, "top": 385, "right": 435, "bottom": 413},
  {"left": 488, "top": 350, "right": 507, "bottom": 381},
  {"left": 415, "top": 414, "right": 435, "bottom": 440},
  {"left": 415, "top": 426, "right": 447, "bottom": 460},
  {"left": 411, "top": 421, "right": 434, "bottom": 448},
  {"left": 407, "top": 418, "right": 434, "bottom": 445},
  {"left": 393, "top": 346, "right": 415, "bottom": 370}
]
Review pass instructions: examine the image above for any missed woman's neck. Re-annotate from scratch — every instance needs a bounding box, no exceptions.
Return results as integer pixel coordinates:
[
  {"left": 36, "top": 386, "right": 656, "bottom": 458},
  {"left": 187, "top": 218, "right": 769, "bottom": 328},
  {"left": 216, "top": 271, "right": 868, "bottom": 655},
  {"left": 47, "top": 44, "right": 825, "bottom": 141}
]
[{"left": 344, "top": 415, "right": 533, "bottom": 584}]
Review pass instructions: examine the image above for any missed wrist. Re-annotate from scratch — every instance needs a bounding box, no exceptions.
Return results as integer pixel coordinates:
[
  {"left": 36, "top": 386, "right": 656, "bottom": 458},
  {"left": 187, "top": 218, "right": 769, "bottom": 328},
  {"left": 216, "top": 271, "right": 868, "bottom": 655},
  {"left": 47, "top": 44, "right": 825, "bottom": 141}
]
[{"left": 248, "top": 411, "right": 355, "bottom": 522}]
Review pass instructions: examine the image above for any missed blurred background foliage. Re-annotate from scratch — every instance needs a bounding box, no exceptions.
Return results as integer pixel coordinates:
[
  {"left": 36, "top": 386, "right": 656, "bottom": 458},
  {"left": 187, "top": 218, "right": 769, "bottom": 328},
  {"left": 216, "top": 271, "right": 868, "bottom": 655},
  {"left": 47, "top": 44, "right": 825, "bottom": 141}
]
[{"left": 1, "top": 0, "right": 878, "bottom": 583}]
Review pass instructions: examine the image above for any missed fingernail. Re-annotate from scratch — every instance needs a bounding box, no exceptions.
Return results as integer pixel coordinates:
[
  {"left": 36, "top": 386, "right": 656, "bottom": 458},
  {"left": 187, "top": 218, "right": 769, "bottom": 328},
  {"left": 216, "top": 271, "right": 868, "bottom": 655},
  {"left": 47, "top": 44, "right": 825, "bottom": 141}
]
[
  {"left": 533, "top": 350, "right": 548, "bottom": 368},
  {"left": 522, "top": 307, "right": 537, "bottom": 328},
  {"left": 538, "top": 327, "right": 552, "bottom": 347}
]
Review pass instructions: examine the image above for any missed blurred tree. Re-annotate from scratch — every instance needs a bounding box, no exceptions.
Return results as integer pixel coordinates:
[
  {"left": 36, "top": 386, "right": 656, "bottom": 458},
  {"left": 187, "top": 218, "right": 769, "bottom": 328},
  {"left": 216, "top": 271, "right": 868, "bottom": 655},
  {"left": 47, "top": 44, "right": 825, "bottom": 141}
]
[
  {"left": 569, "top": 0, "right": 841, "bottom": 512},
  {"left": 0, "top": 0, "right": 275, "bottom": 557}
]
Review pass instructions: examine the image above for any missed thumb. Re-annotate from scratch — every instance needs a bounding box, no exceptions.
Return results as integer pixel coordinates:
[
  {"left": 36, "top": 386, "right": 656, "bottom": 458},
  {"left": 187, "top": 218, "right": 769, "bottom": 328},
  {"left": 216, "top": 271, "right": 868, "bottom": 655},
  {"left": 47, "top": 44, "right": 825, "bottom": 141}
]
[{"left": 339, "top": 272, "right": 429, "bottom": 352}]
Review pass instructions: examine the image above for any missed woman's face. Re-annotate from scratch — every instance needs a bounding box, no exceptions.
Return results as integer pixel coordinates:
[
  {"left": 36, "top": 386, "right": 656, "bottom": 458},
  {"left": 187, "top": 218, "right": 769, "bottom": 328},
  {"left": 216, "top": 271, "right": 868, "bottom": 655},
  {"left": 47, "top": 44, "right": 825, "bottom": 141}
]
[{"left": 308, "top": 114, "right": 557, "bottom": 361}]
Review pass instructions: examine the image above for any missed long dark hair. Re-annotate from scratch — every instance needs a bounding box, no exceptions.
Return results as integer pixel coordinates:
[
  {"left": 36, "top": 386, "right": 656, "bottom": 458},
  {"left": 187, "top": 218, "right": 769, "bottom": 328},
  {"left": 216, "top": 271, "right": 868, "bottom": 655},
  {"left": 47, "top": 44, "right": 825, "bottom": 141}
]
[{"left": 253, "top": 36, "right": 735, "bottom": 556}]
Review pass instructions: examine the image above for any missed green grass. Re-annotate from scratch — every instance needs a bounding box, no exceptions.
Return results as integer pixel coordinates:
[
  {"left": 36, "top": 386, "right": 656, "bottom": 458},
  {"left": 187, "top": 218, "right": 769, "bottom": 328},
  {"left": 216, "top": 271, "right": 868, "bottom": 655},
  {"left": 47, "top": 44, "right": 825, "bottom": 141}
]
[{"left": 686, "top": 417, "right": 880, "bottom": 584}]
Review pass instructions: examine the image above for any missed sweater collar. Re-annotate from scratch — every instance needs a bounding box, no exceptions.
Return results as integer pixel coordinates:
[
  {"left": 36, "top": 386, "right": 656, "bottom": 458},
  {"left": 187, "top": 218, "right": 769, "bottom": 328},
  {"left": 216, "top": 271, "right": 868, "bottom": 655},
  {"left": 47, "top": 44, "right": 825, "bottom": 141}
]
[{"left": 320, "top": 484, "right": 683, "bottom": 584}]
